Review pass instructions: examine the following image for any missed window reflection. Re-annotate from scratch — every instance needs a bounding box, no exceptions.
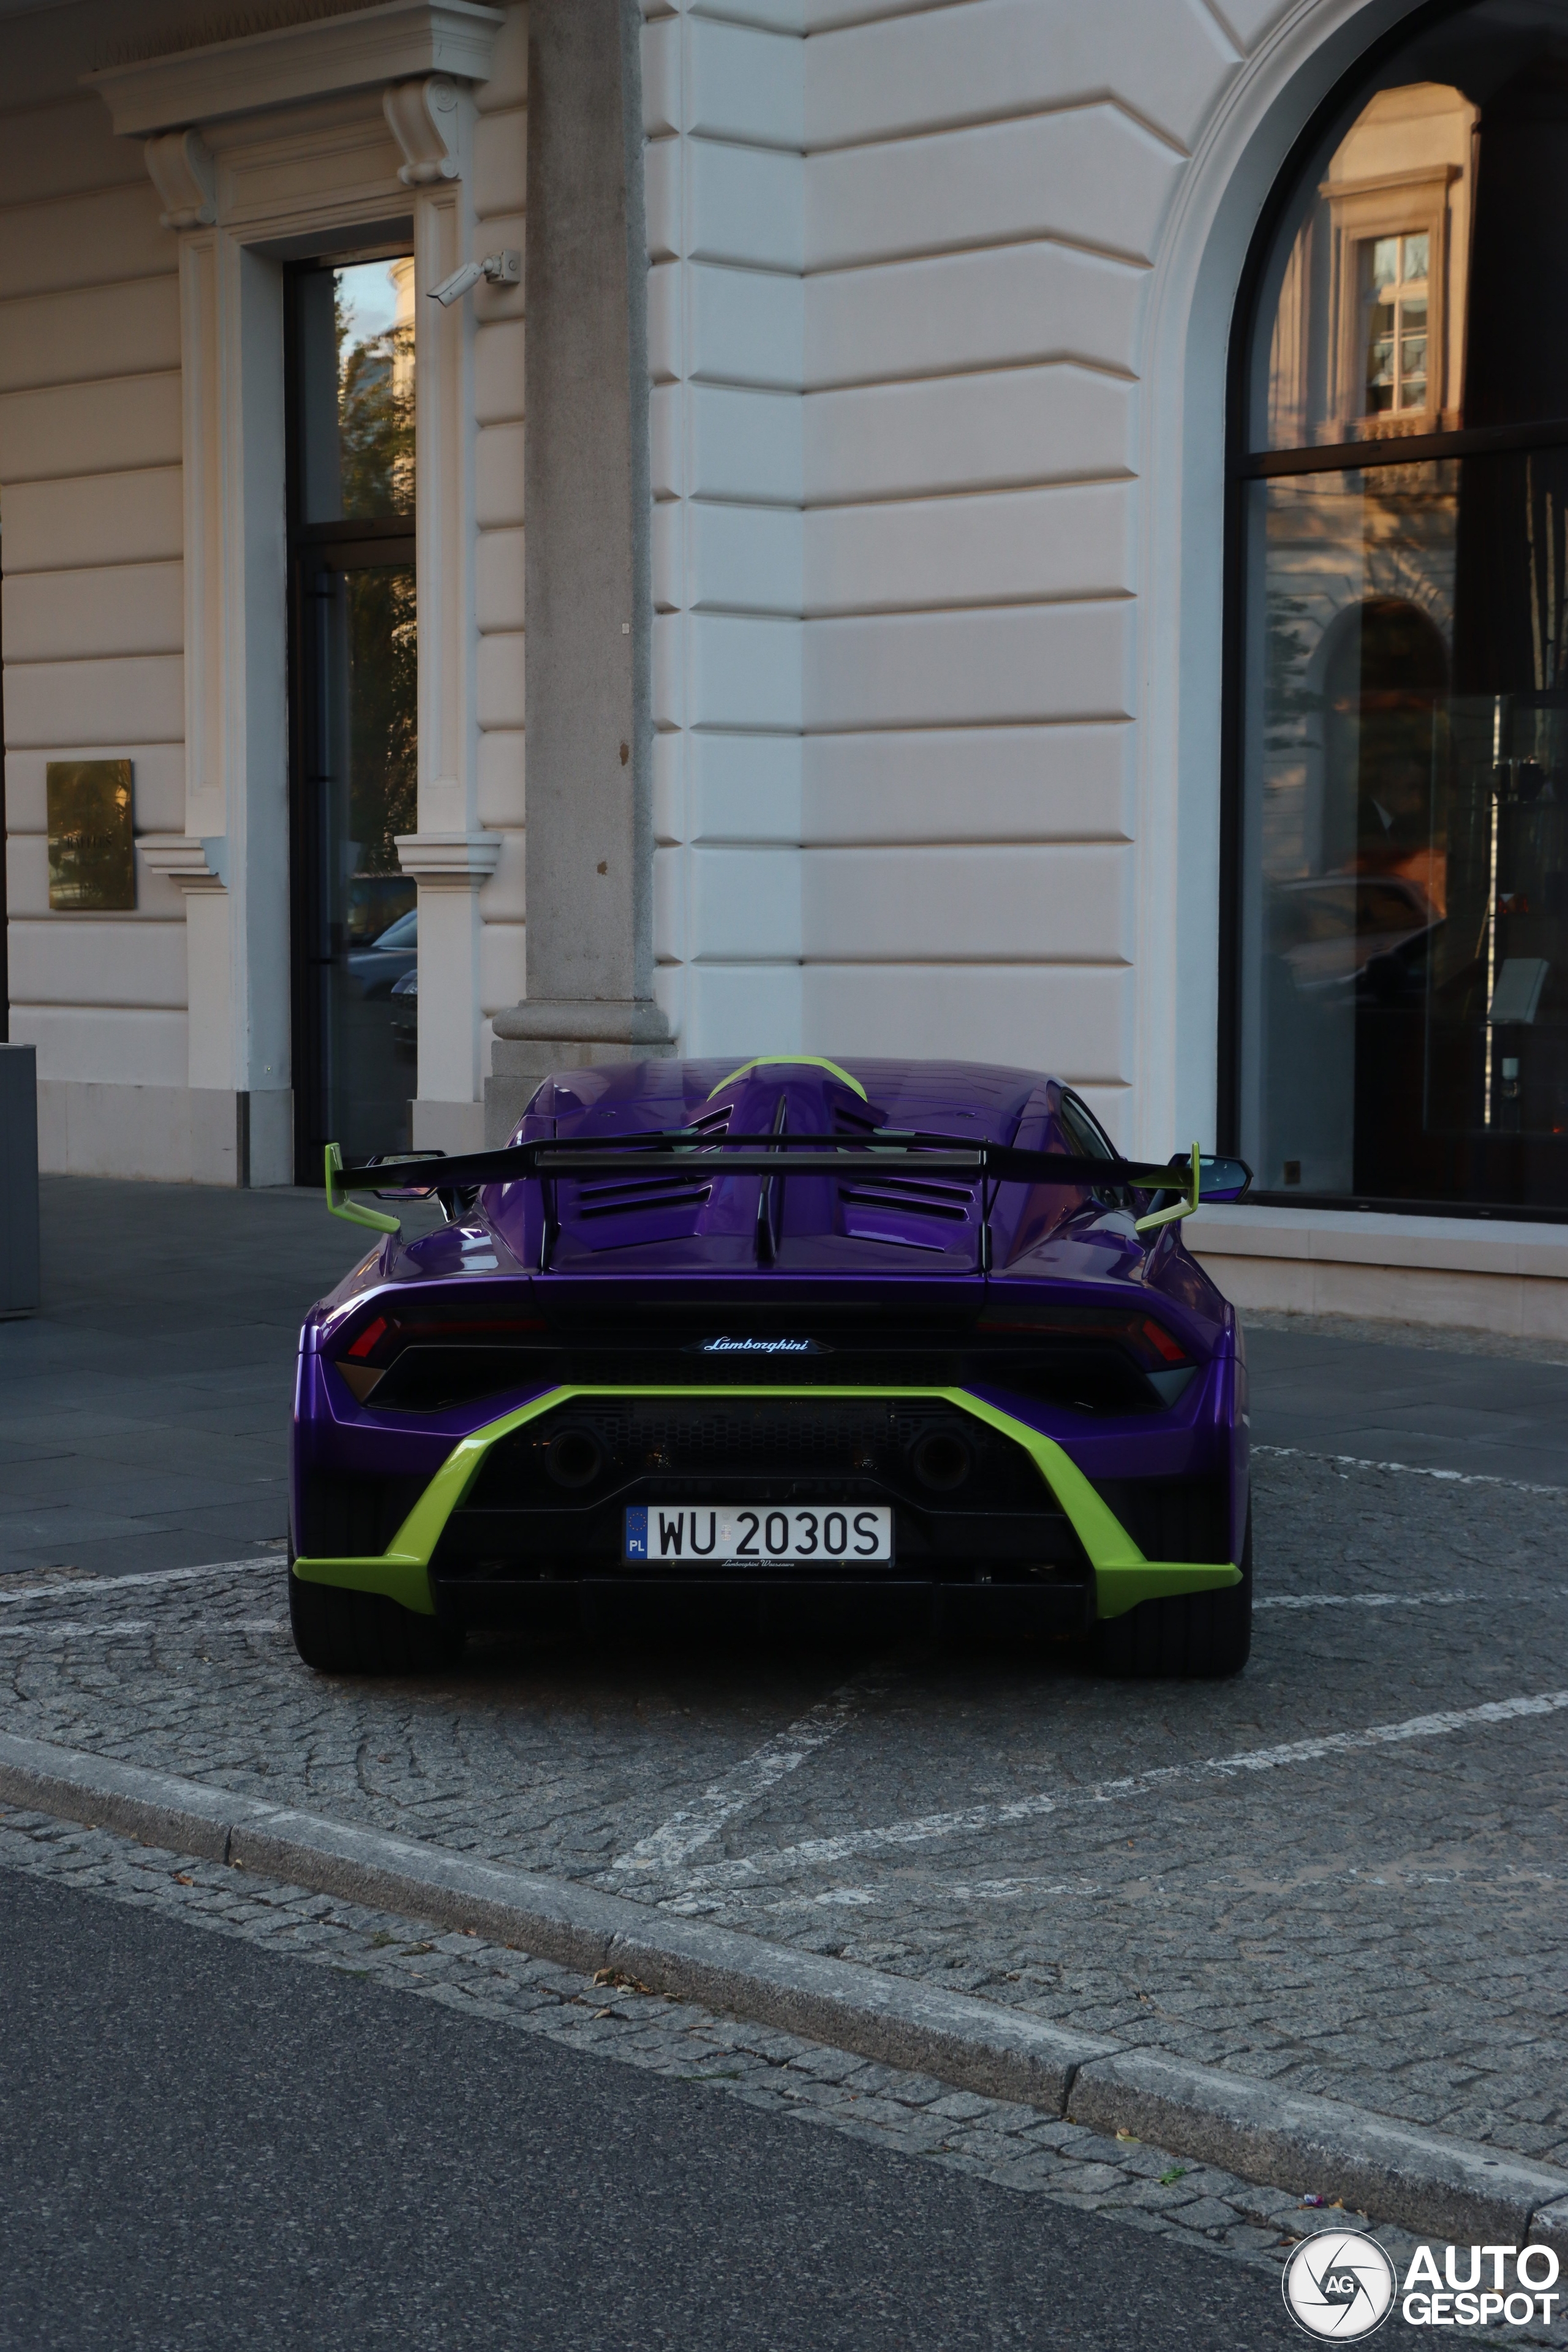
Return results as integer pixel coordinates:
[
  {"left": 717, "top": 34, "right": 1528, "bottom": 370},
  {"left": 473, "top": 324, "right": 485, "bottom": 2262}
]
[
  {"left": 1364, "top": 234, "right": 1429, "bottom": 417},
  {"left": 1244, "top": 454, "right": 1568, "bottom": 1205},
  {"left": 1237, "top": 0, "right": 1568, "bottom": 1214},
  {"left": 289, "top": 253, "right": 419, "bottom": 1170},
  {"left": 1259, "top": 81, "right": 1473, "bottom": 450},
  {"left": 295, "top": 258, "right": 415, "bottom": 523}
]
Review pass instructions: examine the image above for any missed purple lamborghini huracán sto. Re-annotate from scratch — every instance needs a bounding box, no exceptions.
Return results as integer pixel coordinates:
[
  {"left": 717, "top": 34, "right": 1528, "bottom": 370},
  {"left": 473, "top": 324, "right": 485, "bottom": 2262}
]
[{"left": 290, "top": 1057, "right": 1253, "bottom": 1679}]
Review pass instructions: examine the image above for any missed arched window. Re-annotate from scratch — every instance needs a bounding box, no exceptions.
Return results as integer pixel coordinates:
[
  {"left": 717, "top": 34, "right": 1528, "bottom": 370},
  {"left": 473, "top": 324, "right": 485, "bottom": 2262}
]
[{"left": 1229, "top": 2, "right": 1568, "bottom": 1215}]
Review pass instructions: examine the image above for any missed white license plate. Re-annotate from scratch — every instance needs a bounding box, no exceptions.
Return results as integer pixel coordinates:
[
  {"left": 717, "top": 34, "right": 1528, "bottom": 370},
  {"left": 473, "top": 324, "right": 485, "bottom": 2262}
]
[{"left": 624, "top": 1504, "right": 893, "bottom": 1565}]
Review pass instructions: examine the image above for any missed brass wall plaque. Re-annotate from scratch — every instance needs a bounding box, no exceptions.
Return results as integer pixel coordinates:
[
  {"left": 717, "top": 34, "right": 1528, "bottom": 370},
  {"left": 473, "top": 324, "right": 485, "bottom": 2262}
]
[{"left": 47, "top": 760, "right": 135, "bottom": 911}]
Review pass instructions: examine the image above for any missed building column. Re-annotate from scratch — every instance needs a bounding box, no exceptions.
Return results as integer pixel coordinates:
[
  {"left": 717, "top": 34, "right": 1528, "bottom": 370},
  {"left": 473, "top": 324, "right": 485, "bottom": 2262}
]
[
  {"left": 396, "top": 832, "right": 499, "bottom": 1152},
  {"left": 484, "top": 0, "right": 670, "bottom": 1144}
]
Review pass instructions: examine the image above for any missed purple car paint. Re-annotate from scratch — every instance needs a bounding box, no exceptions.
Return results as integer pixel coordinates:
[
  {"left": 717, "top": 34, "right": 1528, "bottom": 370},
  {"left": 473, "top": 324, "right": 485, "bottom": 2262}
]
[{"left": 290, "top": 1058, "right": 1251, "bottom": 1678}]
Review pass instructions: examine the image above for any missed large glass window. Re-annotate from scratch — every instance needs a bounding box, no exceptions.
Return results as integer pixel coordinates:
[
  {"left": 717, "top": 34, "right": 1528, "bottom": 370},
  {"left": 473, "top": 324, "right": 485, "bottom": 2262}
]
[
  {"left": 287, "top": 256, "right": 418, "bottom": 1177},
  {"left": 1234, "top": 4, "right": 1568, "bottom": 1215}
]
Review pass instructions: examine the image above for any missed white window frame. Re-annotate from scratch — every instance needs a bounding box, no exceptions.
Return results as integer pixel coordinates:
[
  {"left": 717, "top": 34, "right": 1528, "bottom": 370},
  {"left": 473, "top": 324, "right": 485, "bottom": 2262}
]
[
  {"left": 1324, "top": 165, "right": 1461, "bottom": 441},
  {"left": 88, "top": 5, "right": 502, "bottom": 1178}
]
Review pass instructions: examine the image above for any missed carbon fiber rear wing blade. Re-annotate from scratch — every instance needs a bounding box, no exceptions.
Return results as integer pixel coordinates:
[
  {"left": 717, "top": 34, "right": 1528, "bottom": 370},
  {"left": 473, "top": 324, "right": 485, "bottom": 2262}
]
[{"left": 326, "top": 1134, "right": 1227, "bottom": 1200}]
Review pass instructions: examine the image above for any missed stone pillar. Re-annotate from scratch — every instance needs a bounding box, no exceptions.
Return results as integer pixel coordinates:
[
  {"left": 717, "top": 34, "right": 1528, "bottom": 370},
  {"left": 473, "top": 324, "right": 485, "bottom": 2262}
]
[{"left": 483, "top": 0, "right": 670, "bottom": 1144}]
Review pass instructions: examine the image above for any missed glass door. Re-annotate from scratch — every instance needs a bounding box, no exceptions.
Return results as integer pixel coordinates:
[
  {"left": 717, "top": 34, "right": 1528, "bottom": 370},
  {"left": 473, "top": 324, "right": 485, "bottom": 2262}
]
[{"left": 287, "top": 255, "right": 418, "bottom": 1178}]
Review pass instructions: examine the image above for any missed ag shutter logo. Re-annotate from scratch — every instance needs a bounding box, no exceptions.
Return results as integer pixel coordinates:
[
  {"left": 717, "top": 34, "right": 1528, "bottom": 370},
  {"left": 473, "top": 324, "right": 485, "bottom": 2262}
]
[{"left": 1281, "top": 2230, "right": 1396, "bottom": 2339}]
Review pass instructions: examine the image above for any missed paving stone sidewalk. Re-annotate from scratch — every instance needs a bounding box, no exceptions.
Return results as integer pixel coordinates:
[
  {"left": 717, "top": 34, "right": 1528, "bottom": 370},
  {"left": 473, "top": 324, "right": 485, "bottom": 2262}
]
[
  {"left": 7, "top": 1176, "right": 1568, "bottom": 2216},
  {"left": 3, "top": 1447, "right": 1567, "bottom": 2175}
]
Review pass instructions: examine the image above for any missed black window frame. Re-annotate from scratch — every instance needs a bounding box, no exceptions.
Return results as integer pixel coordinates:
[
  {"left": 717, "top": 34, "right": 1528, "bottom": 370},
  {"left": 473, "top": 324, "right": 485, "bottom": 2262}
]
[
  {"left": 283, "top": 252, "right": 417, "bottom": 1186},
  {"left": 1218, "top": 0, "right": 1568, "bottom": 1223}
]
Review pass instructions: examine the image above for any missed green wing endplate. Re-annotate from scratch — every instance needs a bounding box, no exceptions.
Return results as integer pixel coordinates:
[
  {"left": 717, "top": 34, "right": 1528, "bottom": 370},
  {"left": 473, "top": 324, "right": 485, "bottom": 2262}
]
[{"left": 324, "top": 1142, "right": 401, "bottom": 1237}]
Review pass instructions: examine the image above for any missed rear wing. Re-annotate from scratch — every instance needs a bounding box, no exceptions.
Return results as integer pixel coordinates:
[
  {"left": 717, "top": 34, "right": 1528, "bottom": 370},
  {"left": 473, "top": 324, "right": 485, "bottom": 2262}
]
[{"left": 323, "top": 1134, "right": 1250, "bottom": 1242}]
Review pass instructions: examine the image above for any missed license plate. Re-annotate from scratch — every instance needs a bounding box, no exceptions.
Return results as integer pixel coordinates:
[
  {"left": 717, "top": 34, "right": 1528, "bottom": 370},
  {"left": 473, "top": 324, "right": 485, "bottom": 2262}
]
[{"left": 624, "top": 1504, "right": 894, "bottom": 1565}]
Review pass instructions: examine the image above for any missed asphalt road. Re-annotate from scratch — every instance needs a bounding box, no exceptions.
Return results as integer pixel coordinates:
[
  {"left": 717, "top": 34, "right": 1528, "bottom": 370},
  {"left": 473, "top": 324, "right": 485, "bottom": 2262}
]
[{"left": 0, "top": 1867, "right": 1295, "bottom": 2352}]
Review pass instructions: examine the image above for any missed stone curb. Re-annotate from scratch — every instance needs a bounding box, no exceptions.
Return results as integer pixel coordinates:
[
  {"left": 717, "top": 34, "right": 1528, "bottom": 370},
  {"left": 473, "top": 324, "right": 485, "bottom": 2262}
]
[
  {"left": 4, "top": 1728, "right": 1567, "bottom": 2248},
  {"left": 1068, "top": 2049, "right": 1568, "bottom": 2248}
]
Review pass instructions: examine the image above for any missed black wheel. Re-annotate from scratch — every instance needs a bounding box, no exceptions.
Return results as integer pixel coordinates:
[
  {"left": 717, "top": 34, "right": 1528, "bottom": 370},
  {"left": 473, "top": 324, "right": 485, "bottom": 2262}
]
[
  {"left": 1092, "top": 1507, "right": 1253, "bottom": 1679},
  {"left": 288, "top": 1567, "right": 463, "bottom": 1675}
]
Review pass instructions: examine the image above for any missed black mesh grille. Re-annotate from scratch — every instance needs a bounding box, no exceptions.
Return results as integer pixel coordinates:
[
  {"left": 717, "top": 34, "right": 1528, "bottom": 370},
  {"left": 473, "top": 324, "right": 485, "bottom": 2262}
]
[
  {"left": 464, "top": 1396, "right": 1046, "bottom": 1513},
  {"left": 1092, "top": 1475, "right": 1230, "bottom": 1562},
  {"left": 296, "top": 1471, "right": 429, "bottom": 1558}
]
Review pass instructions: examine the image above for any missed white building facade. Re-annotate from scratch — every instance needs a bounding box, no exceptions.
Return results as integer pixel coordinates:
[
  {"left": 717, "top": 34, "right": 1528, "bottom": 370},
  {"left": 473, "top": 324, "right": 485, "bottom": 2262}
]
[{"left": 6, "top": 0, "right": 1568, "bottom": 1333}]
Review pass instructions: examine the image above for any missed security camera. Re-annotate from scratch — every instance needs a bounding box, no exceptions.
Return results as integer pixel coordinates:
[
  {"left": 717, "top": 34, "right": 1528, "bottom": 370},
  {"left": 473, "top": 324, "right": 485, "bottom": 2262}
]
[{"left": 426, "top": 249, "right": 521, "bottom": 307}]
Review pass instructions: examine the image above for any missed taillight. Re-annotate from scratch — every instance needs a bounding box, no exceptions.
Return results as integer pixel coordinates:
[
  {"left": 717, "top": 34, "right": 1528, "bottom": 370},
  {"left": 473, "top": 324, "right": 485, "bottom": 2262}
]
[
  {"left": 331, "top": 1309, "right": 548, "bottom": 1370},
  {"left": 1139, "top": 1316, "right": 1186, "bottom": 1365},
  {"left": 978, "top": 1308, "right": 1192, "bottom": 1370}
]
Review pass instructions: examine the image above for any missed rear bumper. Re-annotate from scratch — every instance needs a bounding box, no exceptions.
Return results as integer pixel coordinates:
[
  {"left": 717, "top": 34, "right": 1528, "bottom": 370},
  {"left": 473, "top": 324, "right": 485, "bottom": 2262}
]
[
  {"left": 292, "top": 1383, "right": 1242, "bottom": 1624},
  {"left": 431, "top": 1572, "right": 1095, "bottom": 1638}
]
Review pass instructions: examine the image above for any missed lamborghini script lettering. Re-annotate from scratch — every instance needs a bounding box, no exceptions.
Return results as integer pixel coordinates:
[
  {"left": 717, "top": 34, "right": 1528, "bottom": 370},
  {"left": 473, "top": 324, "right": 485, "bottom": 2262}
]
[{"left": 693, "top": 1336, "right": 826, "bottom": 1354}]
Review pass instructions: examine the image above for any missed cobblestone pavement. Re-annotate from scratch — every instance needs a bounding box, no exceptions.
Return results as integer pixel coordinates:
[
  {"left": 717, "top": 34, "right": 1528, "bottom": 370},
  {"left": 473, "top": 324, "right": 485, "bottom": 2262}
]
[
  {"left": 4, "top": 1446, "right": 1568, "bottom": 2180},
  {"left": 4, "top": 1802, "right": 1531, "bottom": 2347}
]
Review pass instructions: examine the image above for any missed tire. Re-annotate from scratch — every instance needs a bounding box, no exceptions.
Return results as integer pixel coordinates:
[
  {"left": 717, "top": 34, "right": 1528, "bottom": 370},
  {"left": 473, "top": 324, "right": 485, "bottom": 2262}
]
[
  {"left": 288, "top": 1567, "right": 464, "bottom": 1676},
  {"left": 1092, "top": 1508, "right": 1253, "bottom": 1679}
]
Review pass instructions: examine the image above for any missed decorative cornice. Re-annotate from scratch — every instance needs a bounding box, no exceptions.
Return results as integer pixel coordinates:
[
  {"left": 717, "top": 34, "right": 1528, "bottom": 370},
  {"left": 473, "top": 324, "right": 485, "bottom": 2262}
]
[
  {"left": 139, "top": 835, "right": 227, "bottom": 895},
  {"left": 383, "top": 73, "right": 462, "bottom": 186},
  {"left": 1322, "top": 162, "right": 1464, "bottom": 202},
  {"left": 84, "top": 1, "right": 503, "bottom": 139},
  {"left": 394, "top": 829, "right": 502, "bottom": 886},
  {"left": 143, "top": 129, "right": 216, "bottom": 229}
]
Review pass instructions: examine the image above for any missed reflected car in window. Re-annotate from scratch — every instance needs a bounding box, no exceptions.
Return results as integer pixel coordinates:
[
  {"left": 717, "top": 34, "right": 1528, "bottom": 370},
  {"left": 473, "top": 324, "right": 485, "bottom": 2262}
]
[
  {"left": 390, "top": 964, "right": 417, "bottom": 1050},
  {"left": 344, "top": 907, "right": 417, "bottom": 1001},
  {"left": 1268, "top": 873, "right": 1439, "bottom": 995}
]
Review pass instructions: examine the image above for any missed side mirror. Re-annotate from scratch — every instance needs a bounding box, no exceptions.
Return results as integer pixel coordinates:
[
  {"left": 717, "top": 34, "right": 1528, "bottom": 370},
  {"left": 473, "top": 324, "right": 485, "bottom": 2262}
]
[
  {"left": 1136, "top": 1147, "right": 1252, "bottom": 1234},
  {"left": 1191, "top": 1154, "right": 1251, "bottom": 1204}
]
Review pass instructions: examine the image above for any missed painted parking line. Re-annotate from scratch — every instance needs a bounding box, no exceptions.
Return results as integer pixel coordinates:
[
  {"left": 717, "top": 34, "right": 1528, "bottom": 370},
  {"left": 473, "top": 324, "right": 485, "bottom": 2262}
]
[
  {"left": 1253, "top": 1444, "right": 1566, "bottom": 1494},
  {"left": 0, "top": 1554, "right": 286, "bottom": 1608},
  {"left": 663, "top": 1686, "right": 1568, "bottom": 1895},
  {"left": 611, "top": 1665, "right": 897, "bottom": 1874},
  {"left": 0, "top": 1618, "right": 286, "bottom": 1641},
  {"left": 1256, "top": 1589, "right": 1478, "bottom": 1611}
]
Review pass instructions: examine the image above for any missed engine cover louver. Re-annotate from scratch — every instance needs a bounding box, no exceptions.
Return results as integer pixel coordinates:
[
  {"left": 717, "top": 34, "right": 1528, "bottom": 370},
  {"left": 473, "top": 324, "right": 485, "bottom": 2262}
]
[
  {"left": 559, "top": 1105, "right": 731, "bottom": 1243},
  {"left": 832, "top": 1103, "right": 978, "bottom": 1244}
]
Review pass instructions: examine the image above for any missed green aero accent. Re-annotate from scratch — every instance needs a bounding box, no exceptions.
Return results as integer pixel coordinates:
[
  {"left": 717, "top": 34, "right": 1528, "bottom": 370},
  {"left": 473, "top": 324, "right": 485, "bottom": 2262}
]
[
  {"left": 1134, "top": 1142, "right": 1202, "bottom": 1235},
  {"left": 289, "top": 1547, "right": 435, "bottom": 1613},
  {"left": 324, "top": 1141, "right": 401, "bottom": 1237},
  {"left": 706, "top": 1056, "right": 869, "bottom": 1101},
  {"left": 292, "top": 1385, "right": 1240, "bottom": 1622}
]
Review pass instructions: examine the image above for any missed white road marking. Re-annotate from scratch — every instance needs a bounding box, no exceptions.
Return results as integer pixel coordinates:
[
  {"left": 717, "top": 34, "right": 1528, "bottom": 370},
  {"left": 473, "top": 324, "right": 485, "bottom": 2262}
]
[
  {"left": 1254, "top": 1444, "right": 1564, "bottom": 1494},
  {"left": 0, "top": 1617, "right": 285, "bottom": 1641},
  {"left": 665, "top": 1686, "right": 1568, "bottom": 1894},
  {"left": 1256, "top": 1589, "right": 1477, "bottom": 1611},
  {"left": 805, "top": 1856, "right": 1568, "bottom": 1907},
  {"left": 610, "top": 1667, "right": 895, "bottom": 1874},
  {"left": 810, "top": 1878, "right": 1085, "bottom": 1907},
  {"left": 0, "top": 1555, "right": 285, "bottom": 1608}
]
